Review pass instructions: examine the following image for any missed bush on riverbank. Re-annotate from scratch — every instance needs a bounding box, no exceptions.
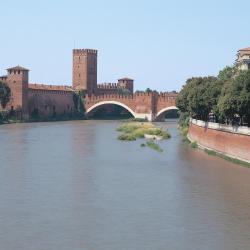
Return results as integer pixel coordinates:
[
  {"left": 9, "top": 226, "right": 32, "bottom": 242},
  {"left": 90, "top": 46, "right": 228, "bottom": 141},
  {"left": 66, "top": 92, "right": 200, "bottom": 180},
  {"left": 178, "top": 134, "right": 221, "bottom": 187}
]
[{"left": 190, "top": 141, "right": 198, "bottom": 149}]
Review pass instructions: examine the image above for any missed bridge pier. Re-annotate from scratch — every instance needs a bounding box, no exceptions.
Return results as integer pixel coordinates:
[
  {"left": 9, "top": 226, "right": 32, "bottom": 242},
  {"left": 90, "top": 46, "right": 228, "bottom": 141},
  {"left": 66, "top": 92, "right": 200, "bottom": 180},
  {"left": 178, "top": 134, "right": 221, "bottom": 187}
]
[{"left": 134, "top": 113, "right": 153, "bottom": 121}]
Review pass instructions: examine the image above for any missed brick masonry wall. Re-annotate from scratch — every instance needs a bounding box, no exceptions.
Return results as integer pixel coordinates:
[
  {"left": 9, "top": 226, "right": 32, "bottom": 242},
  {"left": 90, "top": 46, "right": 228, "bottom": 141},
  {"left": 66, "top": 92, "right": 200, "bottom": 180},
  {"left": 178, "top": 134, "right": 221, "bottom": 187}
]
[
  {"left": 85, "top": 92, "right": 178, "bottom": 119},
  {"left": 28, "top": 89, "right": 75, "bottom": 117},
  {"left": 188, "top": 119, "right": 250, "bottom": 163},
  {"left": 156, "top": 94, "right": 178, "bottom": 113},
  {"left": 85, "top": 92, "right": 154, "bottom": 115}
]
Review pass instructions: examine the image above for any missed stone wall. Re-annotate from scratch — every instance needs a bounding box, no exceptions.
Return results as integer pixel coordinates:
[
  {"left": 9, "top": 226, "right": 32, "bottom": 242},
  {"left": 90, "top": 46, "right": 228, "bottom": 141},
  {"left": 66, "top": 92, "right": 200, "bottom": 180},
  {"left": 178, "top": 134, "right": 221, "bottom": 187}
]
[{"left": 188, "top": 119, "right": 250, "bottom": 163}]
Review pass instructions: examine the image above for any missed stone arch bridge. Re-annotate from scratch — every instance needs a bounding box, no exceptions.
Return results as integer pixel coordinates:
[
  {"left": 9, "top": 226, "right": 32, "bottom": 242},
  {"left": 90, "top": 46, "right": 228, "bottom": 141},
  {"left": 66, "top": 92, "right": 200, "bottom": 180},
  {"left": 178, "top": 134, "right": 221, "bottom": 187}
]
[{"left": 85, "top": 92, "right": 178, "bottom": 121}]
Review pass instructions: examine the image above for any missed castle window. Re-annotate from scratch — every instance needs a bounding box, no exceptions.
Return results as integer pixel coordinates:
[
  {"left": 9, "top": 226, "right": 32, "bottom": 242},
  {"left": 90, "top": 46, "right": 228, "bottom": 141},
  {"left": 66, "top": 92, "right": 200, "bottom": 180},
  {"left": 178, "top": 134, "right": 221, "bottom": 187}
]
[
  {"left": 79, "top": 74, "right": 81, "bottom": 77},
  {"left": 18, "top": 70, "right": 20, "bottom": 74},
  {"left": 67, "top": 105, "right": 70, "bottom": 110},
  {"left": 44, "top": 105, "right": 47, "bottom": 111}
]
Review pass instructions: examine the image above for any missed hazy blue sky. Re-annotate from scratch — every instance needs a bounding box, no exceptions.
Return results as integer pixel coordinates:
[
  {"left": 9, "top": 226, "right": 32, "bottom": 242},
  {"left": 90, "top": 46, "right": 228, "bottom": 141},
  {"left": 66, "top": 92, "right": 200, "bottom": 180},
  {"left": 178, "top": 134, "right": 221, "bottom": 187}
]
[{"left": 1, "top": 0, "right": 250, "bottom": 91}]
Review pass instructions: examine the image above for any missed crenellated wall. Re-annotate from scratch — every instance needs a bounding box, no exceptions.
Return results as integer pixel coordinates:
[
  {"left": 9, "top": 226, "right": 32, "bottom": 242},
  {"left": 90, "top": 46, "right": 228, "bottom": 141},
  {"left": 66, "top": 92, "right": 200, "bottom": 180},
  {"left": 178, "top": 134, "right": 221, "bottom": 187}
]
[
  {"left": 85, "top": 92, "right": 177, "bottom": 121},
  {"left": 0, "top": 49, "right": 178, "bottom": 120},
  {"left": 188, "top": 119, "right": 250, "bottom": 163}
]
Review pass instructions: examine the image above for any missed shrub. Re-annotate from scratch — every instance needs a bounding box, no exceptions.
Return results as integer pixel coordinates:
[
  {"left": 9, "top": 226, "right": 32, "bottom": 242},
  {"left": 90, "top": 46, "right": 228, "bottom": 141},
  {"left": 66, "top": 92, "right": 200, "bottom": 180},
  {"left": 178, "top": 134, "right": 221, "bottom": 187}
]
[
  {"left": 190, "top": 141, "right": 198, "bottom": 149},
  {"left": 146, "top": 141, "right": 163, "bottom": 152},
  {"left": 118, "top": 133, "right": 136, "bottom": 141}
]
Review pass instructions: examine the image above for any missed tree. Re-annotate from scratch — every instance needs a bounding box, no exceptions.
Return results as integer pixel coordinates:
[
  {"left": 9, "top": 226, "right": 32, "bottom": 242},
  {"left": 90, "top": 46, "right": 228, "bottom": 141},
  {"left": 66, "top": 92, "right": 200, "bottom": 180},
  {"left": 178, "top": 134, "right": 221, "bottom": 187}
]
[
  {"left": 218, "top": 66, "right": 236, "bottom": 81},
  {"left": 145, "top": 88, "right": 152, "bottom": 93},
  {"left": 0, "top": 81, "right": 11, "bottom": 109},
  {"left": 177, "top": 65, "right": 250, "bottom": 126},
  {"left": 176, "top": 77, "right": 219, "bottom": 121},
  {"left": 73, "top": 90, "right": 85, "bottom": 118},
  {"left": 217, "top": 70, "right": 250, "bottom": 125}
]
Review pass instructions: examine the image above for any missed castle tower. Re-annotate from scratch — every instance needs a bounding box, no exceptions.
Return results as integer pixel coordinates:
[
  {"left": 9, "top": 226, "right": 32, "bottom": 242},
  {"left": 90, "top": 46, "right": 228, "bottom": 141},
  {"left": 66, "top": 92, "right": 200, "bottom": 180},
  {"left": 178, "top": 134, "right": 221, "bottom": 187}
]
[
  {"left": 6, "top": 66, "right": 29, "bottom": 117},
  {"left": 72, "top": 49, "right": 97, "bottom": 94},
  {"left": 118, "top": 78, "right": 134, "bottom": 93}
]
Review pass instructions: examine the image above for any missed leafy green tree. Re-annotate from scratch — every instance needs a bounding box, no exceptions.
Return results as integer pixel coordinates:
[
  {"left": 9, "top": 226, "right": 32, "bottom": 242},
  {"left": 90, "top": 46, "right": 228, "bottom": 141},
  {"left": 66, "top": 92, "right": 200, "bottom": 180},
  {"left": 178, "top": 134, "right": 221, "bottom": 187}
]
[
  {"left": 73, "top": 90, "right": 85, "bottom": 118},
  {"left": 218, "top": 66, "right": 236, "bottom": 81},
  {"left": 177, "top": 65, "right": 250, "bottom": 126},
  {"left": 0, "top": 81, "right": 11, "bottom": 109},
  {"left": 176, "top": 77, "right": 219, "bottom": 121},
  {"left": 145, "top": 88, "right": 152, "bottom": 93},
  {"left": 218, "top": 70, "right": 250, "bottom": 125}
]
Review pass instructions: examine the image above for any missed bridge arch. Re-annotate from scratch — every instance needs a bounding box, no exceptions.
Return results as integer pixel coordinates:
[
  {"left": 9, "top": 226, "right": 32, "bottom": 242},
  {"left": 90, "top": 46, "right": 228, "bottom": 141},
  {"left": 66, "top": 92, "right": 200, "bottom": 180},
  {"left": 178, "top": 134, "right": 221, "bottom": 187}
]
[
  {"left": 155, "top": 106, "right": 179, "bottom": 121},
  {"left": 86, "top": 100, "right": 136, "bottom": 118}
]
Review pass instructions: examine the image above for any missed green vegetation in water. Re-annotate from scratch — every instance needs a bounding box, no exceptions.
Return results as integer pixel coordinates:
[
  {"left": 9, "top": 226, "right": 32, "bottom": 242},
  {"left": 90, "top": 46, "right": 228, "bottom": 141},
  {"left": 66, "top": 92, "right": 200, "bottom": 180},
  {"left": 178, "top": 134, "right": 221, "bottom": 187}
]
[
  {"left": 190, "top": 141, "right": 198, "bottom": 149},
  {"left": 146, "top": 141, "right": 163, "bottom": 153},
  {"left": 118, "top": 133, "right": 136, "bottom": 141},
  {"left": 117, "top": 122, "right": 170, "bottom": 152},
  {"left": 204, "top": 149, "right": 250, "bottom": 168},
  {"left": 117, "top": 122, "right": 171, "bottom": 140},
  {"left": 124, "top": 117, "right": 148, "bottom": 122}
]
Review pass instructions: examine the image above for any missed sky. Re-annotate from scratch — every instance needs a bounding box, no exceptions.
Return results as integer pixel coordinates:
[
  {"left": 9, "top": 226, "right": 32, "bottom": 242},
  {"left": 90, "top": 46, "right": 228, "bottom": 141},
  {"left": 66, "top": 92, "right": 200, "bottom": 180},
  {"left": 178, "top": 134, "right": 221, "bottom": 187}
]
[{"left": 1, "top": 0, "right": 250, "bottom": 91}]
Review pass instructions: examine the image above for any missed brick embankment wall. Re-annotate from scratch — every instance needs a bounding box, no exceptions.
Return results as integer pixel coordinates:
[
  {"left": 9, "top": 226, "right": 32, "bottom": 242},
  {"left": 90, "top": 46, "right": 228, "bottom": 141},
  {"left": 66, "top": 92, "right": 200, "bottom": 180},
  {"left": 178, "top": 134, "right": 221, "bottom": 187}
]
[{"left": 188, "top": 119, "right": 250, "bottom": 163}]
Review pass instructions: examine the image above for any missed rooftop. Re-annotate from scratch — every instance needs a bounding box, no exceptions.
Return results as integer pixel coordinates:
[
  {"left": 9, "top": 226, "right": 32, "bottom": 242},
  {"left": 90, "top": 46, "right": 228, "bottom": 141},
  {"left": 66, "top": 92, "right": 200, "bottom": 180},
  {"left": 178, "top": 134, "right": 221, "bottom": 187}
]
[
  {"left": 7, "top": 65, "right": 29, "bottom": 71},
  {"left": 118, "top": 77, "right": 134, "bottom": 81},
  {"left": 238, "top": 47, "right": 250, "bottom": 52}
]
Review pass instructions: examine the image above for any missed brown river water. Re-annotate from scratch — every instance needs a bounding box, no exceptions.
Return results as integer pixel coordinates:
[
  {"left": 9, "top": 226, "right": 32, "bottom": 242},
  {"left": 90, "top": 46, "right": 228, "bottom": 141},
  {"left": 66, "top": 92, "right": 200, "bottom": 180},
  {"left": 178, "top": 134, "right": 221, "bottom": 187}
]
[{"left": 0, "top": 120, "right": 250, "bottom": 250}]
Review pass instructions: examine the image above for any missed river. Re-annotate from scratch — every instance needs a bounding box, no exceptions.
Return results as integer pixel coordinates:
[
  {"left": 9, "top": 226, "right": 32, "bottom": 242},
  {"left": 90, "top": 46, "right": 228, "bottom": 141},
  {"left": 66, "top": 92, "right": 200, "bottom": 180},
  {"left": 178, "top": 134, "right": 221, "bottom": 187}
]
[{"left": 0, "top": 120, "right": 250, "bottom": 250}]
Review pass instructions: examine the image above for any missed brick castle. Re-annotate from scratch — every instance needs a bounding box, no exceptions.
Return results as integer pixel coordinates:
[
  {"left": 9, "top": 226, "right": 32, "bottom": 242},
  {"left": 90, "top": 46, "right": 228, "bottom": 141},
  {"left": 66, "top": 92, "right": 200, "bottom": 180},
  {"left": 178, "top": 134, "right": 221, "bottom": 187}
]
[{"left": 0, "top": 49, "right": 177, "bottom": 121}]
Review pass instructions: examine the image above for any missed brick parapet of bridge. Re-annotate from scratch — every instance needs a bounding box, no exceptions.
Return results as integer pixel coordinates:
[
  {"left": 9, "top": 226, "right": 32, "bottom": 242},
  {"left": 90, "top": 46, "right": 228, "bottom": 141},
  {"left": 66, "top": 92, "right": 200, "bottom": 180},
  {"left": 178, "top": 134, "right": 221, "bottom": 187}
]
[
  {"left": 86, "top": 92, "right": 154, "bottom": 100},
  {"left": 85, "top": 92, "right": 154, "bottom": 114},
  {"left": 156, "top": 93, "right": 178, "bottom": 113},
  {"left": 86, "top": 93, "right": 156, "bottom": 119}
]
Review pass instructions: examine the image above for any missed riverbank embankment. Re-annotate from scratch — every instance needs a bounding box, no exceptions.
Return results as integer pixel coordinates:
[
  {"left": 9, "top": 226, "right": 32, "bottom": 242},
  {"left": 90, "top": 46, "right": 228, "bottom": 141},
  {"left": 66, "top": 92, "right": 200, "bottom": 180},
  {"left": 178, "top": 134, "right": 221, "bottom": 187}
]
[{"left": 188, "top": 118, "right": 250, "bottom": 164}]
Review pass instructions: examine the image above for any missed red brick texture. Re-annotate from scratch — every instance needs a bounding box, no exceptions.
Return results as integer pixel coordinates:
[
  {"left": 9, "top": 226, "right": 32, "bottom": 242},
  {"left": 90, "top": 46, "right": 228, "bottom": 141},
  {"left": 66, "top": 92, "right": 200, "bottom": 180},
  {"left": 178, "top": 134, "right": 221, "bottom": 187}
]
[
  {"left": 1, "top": 49, "right": 178, "bottom": 119},
  {"left": 28, "top": 89, "right": 75, "bottom": 117},
  {"left": 85, "top": 92, "right": 177, "bottom": 120},
  {"left": 188, "top": 122, "right": 250, "bottom": 163}
]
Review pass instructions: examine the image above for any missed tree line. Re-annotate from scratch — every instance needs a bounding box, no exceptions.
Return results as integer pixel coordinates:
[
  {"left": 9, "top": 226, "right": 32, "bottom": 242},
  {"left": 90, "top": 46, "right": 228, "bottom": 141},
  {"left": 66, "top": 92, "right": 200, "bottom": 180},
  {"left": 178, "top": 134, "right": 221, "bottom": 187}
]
[{"left": 176, "top": 66, "right": 250, "bottom": 127}]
